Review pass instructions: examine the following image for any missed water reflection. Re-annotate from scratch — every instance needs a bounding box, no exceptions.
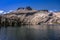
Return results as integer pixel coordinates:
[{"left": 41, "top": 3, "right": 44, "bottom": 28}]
[{"left": 0, "top": 25, "right": 60, "bottom": 40}]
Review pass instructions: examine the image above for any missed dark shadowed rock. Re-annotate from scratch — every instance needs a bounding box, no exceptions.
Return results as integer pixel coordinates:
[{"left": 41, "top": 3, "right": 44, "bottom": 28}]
[
  {"left": 26, "top": 6, "right": 32, "bottom": 10},
  {"left": 17, "top": 7, "right": 24, "bottom": 10}
]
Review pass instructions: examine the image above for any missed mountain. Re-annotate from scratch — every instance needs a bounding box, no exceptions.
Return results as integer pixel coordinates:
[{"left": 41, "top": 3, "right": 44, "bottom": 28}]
[
  {"left": 0, "top": 7, "right": 60, "bottom": 26},
  {"left": 0, "top": 10, "right": 14, "bottom": 15},
  {"left": 0, "top": 10, "right": 7, "bottom": 15}
]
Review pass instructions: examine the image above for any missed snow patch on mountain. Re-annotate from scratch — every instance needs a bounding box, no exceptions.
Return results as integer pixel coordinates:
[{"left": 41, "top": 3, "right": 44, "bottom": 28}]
[{"left": 0, "top": 10, "right": 14, "bottom": 15}]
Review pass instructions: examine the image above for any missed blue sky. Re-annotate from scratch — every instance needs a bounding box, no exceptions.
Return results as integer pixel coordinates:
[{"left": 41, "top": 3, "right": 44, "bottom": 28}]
[{"left": 0, "top": 0, "right": 60, "bottom": 11}]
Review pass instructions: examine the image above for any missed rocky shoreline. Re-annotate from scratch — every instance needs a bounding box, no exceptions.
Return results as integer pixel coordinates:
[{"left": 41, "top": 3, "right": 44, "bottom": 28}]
[{"left": 0, "top": 7, "right": 60, "bottom": 26}]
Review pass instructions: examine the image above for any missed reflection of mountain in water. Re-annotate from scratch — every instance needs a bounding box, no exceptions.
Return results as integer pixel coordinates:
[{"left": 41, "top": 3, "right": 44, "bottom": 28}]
[{"left": 0, "top": 25, "right": 60, "bottom": 40}]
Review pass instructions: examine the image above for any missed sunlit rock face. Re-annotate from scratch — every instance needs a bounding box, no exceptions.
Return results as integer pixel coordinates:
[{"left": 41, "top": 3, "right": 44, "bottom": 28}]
[
  {"left": 46, "top": 12, "right": 60, "bottom": 24},
  {"left": 0, "top": 7, "right": 60, "bottom": 26},
  {"left": 27, "top": 12, "right": 48, "bottom": 25},
  {"left": 53, "top": 12, "right": 60, "bottom": 18}
]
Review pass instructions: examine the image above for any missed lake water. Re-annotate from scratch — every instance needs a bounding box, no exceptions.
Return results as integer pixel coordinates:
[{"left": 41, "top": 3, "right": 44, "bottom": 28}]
[{"left": 0, "top": 25, "right": 60, "bottom": 40}]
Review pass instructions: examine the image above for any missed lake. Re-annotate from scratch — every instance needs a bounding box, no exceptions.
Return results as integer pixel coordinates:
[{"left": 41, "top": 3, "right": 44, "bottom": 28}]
[{"left": 0, "top": 24, "right": 60, "bottom": 40}]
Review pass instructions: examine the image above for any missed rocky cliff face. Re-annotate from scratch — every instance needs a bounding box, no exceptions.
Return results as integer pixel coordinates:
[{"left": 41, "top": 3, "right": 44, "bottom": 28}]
[{"left": 0, "top": 7, "right": 60, "bottom": 26}]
